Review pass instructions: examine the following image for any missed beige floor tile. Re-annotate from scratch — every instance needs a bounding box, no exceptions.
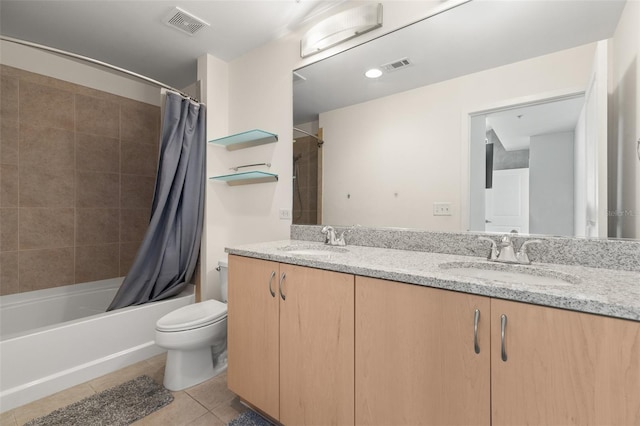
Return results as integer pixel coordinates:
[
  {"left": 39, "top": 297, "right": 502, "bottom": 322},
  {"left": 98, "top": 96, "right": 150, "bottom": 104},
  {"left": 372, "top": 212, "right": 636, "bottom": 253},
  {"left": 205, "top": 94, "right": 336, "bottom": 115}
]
[
  {"left": 11, "top": 383, "right": 95, "bottom": 425},
  {"left": 210, "top": 396, "right": 249, "bottom": 423},
  {"left": 185, "top": 411, "right": 226, "bottom": 426},
  {"left": 185, "top": 372, "right": 236, "bottom": 411},
  {"left": 0, "top": 410, "right": 17, "bottom": 426},
  {"left": 132, "top": 391, "right": 208, "bottom": 426},
  {"left": 87, "top": 359, "right": 153, "bottom": 393}
]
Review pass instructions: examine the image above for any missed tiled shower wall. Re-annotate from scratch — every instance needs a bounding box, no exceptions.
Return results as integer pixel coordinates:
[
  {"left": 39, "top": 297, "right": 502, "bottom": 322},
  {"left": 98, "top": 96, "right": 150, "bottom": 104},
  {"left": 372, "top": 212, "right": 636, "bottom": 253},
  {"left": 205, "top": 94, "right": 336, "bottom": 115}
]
[
  {"left": 292, "top": 135, "right": 320, "bottom": 225},
  {"left": 0, "top": 65, "right": 160, "bottom": 296}
]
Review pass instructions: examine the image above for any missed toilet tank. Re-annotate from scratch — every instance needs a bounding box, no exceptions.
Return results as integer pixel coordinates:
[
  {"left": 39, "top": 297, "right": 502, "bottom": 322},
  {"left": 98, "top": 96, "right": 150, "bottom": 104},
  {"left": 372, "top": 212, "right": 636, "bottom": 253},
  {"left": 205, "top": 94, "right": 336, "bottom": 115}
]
[{"left": 218, "top": 259, "right": 228, "bottom": 303}]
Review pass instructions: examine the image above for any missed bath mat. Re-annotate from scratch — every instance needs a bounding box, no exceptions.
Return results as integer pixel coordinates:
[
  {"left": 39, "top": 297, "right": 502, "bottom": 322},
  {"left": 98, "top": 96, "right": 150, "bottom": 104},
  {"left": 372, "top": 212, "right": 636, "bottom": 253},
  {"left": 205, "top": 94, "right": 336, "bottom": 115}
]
[
  {"left": 23, "top": 375, "right": 173, "bottom": 426},
  {"left": 228, "top": 410, "right": 274, "bottom": 426}
]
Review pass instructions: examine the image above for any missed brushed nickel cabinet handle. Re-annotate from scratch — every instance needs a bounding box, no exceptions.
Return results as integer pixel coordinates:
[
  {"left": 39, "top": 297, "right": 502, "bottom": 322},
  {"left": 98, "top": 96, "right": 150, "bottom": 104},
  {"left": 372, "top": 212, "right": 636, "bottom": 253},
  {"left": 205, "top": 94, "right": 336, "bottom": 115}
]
[
  {"left": 268, "top": 271, "right": 276, "bottom": 298},
  {"left": 501, "top": 314, "right": 508, "bottom": 362},
  {"left": 474, "top": 309, "right": 481, "bottom": 354},
  {"left": 279, "top": 272, "right": 286, "bottom": 301}
]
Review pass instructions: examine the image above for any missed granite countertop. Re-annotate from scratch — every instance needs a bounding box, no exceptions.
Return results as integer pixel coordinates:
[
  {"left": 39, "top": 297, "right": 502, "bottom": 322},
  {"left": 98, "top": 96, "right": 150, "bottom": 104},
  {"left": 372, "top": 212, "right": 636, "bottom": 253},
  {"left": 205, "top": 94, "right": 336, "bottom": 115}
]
[{"left": 226, "top": 240, "right": 640, "bottom": 322}]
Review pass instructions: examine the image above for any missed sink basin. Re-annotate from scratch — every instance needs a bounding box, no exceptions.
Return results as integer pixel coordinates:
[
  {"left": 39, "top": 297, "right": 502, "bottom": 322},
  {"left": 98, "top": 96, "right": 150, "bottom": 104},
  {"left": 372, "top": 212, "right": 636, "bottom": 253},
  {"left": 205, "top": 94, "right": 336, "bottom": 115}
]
[
  {"left": 278, "top": 245, "right": 349, "bottom": 257},
  {"left": 439, "top": 261, "right": 579, "bottom": 286}
]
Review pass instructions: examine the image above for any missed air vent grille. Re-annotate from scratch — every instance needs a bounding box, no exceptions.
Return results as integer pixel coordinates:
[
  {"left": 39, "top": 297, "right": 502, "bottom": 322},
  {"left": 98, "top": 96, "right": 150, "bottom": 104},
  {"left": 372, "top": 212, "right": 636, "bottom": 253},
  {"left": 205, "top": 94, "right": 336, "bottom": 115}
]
[
  {"left": 381, "top": 58, "right": 412, "bottom": 72},
  {"left": 163, "top": 7, "right": 210, "bottom": 36}
]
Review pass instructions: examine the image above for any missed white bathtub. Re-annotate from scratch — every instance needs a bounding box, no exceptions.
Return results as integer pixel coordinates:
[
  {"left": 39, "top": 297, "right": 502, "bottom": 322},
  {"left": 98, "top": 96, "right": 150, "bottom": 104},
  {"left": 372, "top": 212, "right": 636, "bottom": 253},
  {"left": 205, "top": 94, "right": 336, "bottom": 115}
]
[{"left": 0, "top": 278, "right": 194, "bottom": 412}]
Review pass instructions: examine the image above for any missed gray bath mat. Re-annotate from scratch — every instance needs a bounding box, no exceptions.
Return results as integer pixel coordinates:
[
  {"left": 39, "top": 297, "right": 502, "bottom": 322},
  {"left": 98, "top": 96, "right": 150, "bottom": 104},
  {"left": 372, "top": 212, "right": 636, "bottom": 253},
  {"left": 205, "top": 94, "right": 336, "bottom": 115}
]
[
  {"left": 228, "top": 410, "right": 274, "bottom": 426},
  {"left": 24, "top": 375, "right": 173, "bottom": 426}
]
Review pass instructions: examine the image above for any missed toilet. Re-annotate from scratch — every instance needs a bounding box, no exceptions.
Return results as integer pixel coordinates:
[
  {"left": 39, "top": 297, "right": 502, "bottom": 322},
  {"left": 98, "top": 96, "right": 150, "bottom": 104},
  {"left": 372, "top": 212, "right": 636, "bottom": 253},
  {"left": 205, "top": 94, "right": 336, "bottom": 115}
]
[{"left": 155, "top": 259, "right": 229, "bottom": 391}]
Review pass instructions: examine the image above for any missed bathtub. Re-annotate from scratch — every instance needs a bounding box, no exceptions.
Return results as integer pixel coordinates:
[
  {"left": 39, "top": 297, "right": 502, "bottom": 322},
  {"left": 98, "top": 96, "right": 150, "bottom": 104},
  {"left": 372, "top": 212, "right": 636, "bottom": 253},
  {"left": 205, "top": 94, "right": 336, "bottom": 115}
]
[{"left": 0, "top": 278, "right": 194, "bottom": 412}]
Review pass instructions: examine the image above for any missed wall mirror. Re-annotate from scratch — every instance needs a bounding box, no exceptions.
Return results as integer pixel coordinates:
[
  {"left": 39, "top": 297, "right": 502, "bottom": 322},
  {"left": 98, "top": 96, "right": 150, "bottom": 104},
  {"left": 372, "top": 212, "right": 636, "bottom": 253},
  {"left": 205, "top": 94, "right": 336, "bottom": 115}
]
[{"left": 292, "top": 0, "right": 638, "bottom": 239}]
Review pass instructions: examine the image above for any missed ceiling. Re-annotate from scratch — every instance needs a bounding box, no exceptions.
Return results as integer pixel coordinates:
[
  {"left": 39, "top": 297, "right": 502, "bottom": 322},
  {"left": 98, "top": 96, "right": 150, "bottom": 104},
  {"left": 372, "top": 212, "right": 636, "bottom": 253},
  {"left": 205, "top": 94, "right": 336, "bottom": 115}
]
[
  {"left": 487, "top": 96, "right": 586, "bottom": 151},
  {"left": 0, "top": 0, "right": 347, "bottom": 89},
  {"left": 292, "top": 0, "right": 626, "bottom": 125}
]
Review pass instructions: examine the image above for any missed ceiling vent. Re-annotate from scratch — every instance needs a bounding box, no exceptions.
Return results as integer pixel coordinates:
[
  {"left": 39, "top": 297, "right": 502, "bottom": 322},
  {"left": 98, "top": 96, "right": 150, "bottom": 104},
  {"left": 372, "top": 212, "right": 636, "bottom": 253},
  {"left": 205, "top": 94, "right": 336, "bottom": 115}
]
[
  {"left": 163, "top": 7, "right": 210, "bottom": 36},
  {"left": 381, "top": 57, "right": 412, "bottom": 72}
]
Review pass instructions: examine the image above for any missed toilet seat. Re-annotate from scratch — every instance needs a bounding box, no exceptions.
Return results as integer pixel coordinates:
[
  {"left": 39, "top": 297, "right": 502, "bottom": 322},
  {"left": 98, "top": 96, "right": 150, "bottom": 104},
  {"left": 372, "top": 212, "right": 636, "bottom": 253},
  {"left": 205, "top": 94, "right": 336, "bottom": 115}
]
[{"left": 156, "top": 300, "right": 227, "bottom": 332}]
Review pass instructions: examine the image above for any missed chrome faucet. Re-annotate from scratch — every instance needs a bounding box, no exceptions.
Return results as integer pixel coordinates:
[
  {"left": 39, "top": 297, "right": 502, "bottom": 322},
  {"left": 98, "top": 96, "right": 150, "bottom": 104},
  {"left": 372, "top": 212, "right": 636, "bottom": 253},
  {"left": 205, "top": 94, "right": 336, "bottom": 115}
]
[
  {"left": 321, "top": 226, "right": 346, "bottom": 246},
  {"left": 478, "top": 235, "right": 542, "bottom": 265}
]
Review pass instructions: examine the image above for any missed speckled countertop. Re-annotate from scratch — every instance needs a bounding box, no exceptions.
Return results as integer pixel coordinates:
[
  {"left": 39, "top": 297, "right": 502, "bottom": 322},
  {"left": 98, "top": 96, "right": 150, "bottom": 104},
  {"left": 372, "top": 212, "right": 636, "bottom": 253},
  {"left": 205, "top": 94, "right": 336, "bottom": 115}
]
[{"left": 226, "top": 240, "right": 640, "bottom": 322}]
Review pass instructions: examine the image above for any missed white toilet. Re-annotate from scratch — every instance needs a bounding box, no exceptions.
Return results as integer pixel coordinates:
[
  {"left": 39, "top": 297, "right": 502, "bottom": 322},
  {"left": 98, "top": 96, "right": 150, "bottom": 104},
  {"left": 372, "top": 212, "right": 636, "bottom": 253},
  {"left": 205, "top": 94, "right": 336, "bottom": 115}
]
[{"left": 155, "top": 259, "right": 229, "bottom": 391}]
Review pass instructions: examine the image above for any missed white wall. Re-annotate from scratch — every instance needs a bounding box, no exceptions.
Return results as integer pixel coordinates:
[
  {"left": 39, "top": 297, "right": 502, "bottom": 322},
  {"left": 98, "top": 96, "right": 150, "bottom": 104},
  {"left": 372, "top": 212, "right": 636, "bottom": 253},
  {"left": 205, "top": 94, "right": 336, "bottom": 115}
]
[
  {"left": 319, "top": 43, "right": 595, "bottom": 230},
  {"left": 197, "top": 0, "right": 469, "bottom": 299},
  {"left": 610, "top": 0, "right": 640, "bottom": 239},
  {"left": 529, "top": 131, "right": 575, "bottom": 236},
  {"left": 0, "top": 40, "right": 160, "bottom": 105}
]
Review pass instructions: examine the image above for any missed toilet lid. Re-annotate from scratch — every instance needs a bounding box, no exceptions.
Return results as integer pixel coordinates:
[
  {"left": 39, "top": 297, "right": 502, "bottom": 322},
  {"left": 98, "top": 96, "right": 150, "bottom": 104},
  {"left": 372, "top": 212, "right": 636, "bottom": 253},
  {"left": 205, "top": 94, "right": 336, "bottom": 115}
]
[{"left": 156, "top": 300, "right": 227, "bottom": 332}]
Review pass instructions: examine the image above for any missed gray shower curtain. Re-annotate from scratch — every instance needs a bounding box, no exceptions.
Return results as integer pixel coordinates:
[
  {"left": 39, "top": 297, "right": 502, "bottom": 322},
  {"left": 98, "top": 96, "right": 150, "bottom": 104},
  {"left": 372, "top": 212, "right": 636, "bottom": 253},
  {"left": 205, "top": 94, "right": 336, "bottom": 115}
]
[{"left": 108, "top": 92, "right": 206, "bottom": 311}]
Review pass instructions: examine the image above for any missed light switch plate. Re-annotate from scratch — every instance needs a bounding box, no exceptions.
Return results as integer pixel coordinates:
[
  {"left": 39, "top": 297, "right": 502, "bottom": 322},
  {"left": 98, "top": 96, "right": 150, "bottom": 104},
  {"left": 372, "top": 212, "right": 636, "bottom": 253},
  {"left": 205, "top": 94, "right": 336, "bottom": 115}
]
[{"left": 433, "top": 202, "right": 452, "bottom": 216}]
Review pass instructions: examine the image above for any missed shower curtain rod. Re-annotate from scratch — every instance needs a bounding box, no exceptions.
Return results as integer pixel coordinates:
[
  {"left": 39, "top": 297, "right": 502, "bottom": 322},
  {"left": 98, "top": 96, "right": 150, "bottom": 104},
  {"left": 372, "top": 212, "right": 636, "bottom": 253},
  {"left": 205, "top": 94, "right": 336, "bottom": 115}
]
[
  {"left": 293, "top": 127, "right": 324, "bottom": 146},
  {"left": 0, "top": 35, "right": 199, "bottom": 103}
]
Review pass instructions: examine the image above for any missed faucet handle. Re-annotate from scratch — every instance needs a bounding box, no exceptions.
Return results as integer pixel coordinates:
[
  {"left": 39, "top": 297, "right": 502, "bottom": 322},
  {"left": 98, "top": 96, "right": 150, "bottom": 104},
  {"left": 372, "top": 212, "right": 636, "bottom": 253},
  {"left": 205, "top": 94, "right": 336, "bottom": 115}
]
[
  {"left": 478, "top": 236, "right": 498, "bottom": 260},
  {"left": 516, "top": 239, "right": 542, "bottom": 264}
]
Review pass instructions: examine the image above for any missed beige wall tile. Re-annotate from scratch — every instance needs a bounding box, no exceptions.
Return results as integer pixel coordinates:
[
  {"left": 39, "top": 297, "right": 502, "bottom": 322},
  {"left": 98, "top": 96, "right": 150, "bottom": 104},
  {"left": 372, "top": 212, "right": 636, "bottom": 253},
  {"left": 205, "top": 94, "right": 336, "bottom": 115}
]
[
  {"left": 4, "top": 65, "right": 78, "bottom": 94},
  {"left": 19, "top": 247, "right": 74, "bottom": 290},
  {"left": 76, "top": 132, "right": 119, "bottom": 173},
  {"left": 1, "top": 119, "right": 19, "bottom": 165},
  {"left": 19, "top": 124, "right": 75, "bottom": 170},
  {"left": 0, "top": 251, "right": 19, "bottom": 295},
  {"left": 20, "top": 208, "right": 74, "bottom": 250},
  {"left": 121, "top": 174, "right": 155, "bottom": 209},
  {"left": 75, "top": 243, "right": 119, "bottom": 283},
  {"left": 121, "top": 139, "right": 158, "bottom": 176},
  {"left": 19, "top": 81, "right": 74, "bottom": 130},
  {"left": 76, "top": 171, "right": 119, "bottom": 208},
  {"left": 120, "top": 208, "right": 150, "bottom": 243},
  {"left": 76, "top": 208, "right": 119, "bottom": 245},
  {"left": 19, "top": 167, "right": 74, "bottom": 207},
  {"left": 120, "top": 100, "right": 160, "bottom": 145},
  {"left": 1, "top": 75, "right": 19, "bottom": 122},
  {"left": 75, "top": 94, "right": 120, "bottom": 138},
  {"left": 1, "top": 207, "right": 18, "bottom": 251},
  {"left": 1, "top": 164, "right": 19, "bottom": 207},
  {"left": 120, "top": 241, "right": 141, "bottom": 276}
]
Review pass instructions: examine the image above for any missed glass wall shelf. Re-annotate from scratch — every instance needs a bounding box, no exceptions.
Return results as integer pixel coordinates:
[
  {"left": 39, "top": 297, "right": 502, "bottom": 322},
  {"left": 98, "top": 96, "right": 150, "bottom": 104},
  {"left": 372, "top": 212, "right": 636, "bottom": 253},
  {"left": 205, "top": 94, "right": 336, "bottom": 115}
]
[
  {"left": 209, "top": 129, "right": 278, "bottom": 151},
  {"left": 210, "top": 171, "right": 278, "bottom": 186}
]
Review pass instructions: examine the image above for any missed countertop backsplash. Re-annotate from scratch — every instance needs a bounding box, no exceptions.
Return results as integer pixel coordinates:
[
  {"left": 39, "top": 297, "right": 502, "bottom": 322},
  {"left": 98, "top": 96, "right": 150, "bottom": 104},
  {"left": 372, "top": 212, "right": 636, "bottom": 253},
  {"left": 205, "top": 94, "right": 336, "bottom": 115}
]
[{"left": 290, "top": 225, "right": 640, "bottom": 272}]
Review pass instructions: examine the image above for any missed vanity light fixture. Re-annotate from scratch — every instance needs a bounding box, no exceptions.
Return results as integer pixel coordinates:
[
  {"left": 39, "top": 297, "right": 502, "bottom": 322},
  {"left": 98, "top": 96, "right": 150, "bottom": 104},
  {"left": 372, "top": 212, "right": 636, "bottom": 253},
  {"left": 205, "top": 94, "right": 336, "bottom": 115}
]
[
  {"left": 300, "top": 3, "right": 383, "bottom": 58},
  {"left": 365, "top": 68, "right": 383, "bottom": 79}
]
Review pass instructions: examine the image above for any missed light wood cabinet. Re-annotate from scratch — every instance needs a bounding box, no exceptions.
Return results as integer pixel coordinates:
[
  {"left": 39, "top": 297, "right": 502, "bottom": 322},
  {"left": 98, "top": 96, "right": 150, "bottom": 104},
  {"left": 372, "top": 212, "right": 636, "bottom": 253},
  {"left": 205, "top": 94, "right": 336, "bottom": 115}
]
[
  {"left": 230, "top": 257, "right": 640, "bottom": 426},
  {"left": 227, "top": 255, "right": 280, "bottom": 419},
  {"left": 355, "top": 276, "right": 491, "bottom": 426},
  {"left": 491, "top": 298, "right": 640, "bottom": 426},
  {"left": 227, "top": 255, "right": 354, "bottom": 425}
]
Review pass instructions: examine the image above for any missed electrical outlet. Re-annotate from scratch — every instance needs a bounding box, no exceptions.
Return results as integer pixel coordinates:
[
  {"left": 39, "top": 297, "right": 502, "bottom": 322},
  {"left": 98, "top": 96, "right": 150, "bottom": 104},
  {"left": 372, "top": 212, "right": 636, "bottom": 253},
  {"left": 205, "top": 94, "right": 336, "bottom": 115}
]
[
  {"left": 279, "top": 209, "right": 292, "bottom": 220},
  {"left": 433, "top": 202, "right": 452, "bottom": 216}
]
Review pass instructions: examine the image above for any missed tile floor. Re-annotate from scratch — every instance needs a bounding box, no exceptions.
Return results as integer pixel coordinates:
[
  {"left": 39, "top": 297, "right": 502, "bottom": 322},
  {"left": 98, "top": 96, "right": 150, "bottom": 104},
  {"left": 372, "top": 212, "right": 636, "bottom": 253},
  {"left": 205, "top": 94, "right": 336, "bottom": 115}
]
[{"left": 0, "top": 353, "right": 249, "bottom": 426}]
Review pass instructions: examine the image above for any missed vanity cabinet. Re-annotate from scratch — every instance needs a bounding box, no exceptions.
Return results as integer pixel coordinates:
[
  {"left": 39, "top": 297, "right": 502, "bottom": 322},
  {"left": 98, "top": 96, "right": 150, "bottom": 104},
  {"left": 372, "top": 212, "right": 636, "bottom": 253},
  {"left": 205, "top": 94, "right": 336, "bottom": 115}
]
[
  {"left": 491, "top": 298, "right": 640, "bottom": 426},
  {"left": 356, "top": 277, "right": 640, "bottom": 426},
  {"left": 355, "top": 276, "right": 491, "bottom": 426},
  {"left": 227, "top": 255, "right": 354, "bottom": 425}
]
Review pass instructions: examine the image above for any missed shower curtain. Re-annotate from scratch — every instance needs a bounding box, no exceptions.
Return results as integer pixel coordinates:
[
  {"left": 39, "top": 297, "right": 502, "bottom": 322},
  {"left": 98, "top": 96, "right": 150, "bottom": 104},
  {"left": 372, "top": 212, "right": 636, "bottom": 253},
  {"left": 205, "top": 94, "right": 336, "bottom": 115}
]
[{"left": 108, "top": 91, "right": 206, "bottom": 310}]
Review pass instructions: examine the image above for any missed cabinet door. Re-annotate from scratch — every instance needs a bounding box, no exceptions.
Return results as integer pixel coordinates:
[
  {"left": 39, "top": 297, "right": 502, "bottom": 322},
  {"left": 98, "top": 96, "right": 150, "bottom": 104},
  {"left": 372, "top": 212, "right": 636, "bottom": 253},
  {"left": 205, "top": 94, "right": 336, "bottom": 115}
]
[
  {"left": 279, "top": 264, "right": 355, "bottom": 426},
  {"left": 355, "top": 277, "right": 491, "bottom": 426},
  {"left": 227, "top": 255, "right": 280, "bottom": 420},
  {"left": 491, "top": 298, "right": 640, "bottom": 425}
]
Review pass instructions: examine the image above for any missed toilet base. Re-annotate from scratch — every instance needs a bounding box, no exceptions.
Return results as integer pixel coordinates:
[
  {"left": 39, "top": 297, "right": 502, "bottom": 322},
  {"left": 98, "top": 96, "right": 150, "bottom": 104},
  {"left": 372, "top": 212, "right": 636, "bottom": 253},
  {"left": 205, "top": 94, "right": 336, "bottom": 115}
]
[{"left": 163, "top": 347, "right": 227, "bottom": 391}]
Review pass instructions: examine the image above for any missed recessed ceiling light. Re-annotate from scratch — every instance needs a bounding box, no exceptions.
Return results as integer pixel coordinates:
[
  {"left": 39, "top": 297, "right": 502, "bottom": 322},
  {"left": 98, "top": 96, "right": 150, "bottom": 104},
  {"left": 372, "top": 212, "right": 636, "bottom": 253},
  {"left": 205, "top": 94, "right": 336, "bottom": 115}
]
[{"left": 365, "top": 68, "right": 383, "bottom": 79}]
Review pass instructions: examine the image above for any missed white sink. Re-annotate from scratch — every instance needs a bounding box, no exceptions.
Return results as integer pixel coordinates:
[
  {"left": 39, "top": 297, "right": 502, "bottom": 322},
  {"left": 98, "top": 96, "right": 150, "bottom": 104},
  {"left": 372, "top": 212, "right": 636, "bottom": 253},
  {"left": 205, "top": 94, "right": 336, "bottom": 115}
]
[
  {"left": 439, "top": 262, "right": 578, "bottom": 286},
  {"left": 278, "top": 245, "right": 349, "bottom": 257}
]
